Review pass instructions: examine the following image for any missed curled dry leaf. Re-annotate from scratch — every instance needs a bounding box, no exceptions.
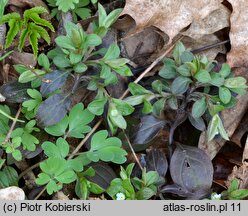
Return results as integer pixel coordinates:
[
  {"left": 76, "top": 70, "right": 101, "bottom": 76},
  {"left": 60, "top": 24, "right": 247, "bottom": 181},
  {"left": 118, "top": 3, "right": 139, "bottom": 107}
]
[
  {"left": 182, "top": 4, "right": 230, "bottom": 39},
  {"left": 9, "top": 51, "right": 37, "bottom": 67},
  {"left": 121, "top": 0, "right": 223, "bottom": 42},
  {"left": 120, "top": 27, "right": 165, "bottom": 66},
  {"left": 162, "top": 144, "right": 213, "bottom": 199},
  {"left": 8, "top": 0, "right": 49, "bottom": 10},
  {"left": 182, "top": 34, "right": 226, "bottom": 60},
  {"left": 231, "top": 112, "right": 248, "bottom": 145},
  {"left": 227, "top": 0, "right": 248, "bottom": 67}
]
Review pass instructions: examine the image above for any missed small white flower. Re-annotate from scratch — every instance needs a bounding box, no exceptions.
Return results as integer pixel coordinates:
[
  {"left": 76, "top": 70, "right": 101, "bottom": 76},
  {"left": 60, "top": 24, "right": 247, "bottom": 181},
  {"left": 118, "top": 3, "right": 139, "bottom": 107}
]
[
  {"left": 116, "top": 192, "right": 125, "bottom": 200},
  {"left": 211, "top": 193, "right": 222, "bottom": 200}
]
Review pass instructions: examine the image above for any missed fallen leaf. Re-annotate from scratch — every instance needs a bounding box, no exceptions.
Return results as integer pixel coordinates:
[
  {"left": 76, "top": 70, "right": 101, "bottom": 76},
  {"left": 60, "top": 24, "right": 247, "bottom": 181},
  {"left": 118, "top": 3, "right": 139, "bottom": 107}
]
[
  {"left": 121, "top": 0, "right": 223, "bottom": 42},
  {"left": 9, "top": 51, "right": 37, "bottom": 67},
  {"left": 161, "top": 144, "right": 213, "bottom": 199},
  {"left": 120, "top": 27, "right": 165, "bottom": 66},
  {"left": 144, "top": 149, "right": 168, "bottom": 177},
  {"left": 226, "top": 164, "right": 248, "bottom": 190},
  {"left": 182, "top": 34, "right": 226, "bottom": 60},
  {"left": 0, "top": 80, "right": 31, "bottom": 103},
  {"left": 227, "top": 0, "right": 248, "bottom": 67},
  {"left": 8, "top": 0, "right": 48, "bottom": 10},
  {"left": 183, "top": 4, "right": 230, "bottom": 39},
  {"left": 231, "top": 112, "right": 248, "bottom": 145},
  {"left": 37, "top": 93, "right": 71, "bottom": 128}
]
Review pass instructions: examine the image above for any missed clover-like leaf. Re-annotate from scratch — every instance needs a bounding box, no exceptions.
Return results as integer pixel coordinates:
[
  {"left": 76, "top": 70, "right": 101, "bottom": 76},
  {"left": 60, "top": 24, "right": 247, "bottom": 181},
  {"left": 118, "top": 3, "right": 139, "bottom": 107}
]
[
  {"left": 42, "top": 138, "right": 69, "bottom": 159},
  {"left": 87, "top": 130, "right": 127, "bottom": 164}
]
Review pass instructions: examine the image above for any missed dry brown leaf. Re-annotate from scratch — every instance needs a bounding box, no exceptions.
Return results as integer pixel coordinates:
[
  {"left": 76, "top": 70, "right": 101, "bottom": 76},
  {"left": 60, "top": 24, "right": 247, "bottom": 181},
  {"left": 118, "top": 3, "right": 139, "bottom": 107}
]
[
  {"left": 231, "top": 112, "right": 248, "bottom": 145},
  {"left": 8, "top": 0, "right": 48, "bottom": 9},
  {"left": 120, "top": 27, "right": 165, "bottom": 66},
  {"left": 182, "top": 34, "right": 226, "bottom": 60},
  {"left": 227, "top": 0, "right": 248, "bottom": 67},
  {"left": 226, "top": 137, "right": 248, "bottom": 189},
  {"left": 183, "top": 4, "right": 230, "bottom": 39},
  {"left": 226, "top": 164, "right": 248, "bottom": 189},
  {"left": 121, "top": 0, "right": 223, "bottom": 42}
]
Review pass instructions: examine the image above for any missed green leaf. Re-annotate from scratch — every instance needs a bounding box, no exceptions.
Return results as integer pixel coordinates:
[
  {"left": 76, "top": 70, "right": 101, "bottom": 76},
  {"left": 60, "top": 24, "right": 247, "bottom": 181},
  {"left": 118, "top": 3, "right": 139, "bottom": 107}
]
[
  {"left": 98, "top": 3, "right": 107, "bottom": 27},
  {"left": 224, "top": 77, "right": 247, "bottom": 89},
  {"left": 167, "top": 96, "right": 178, "bottom": 110},
  {"left": 0, "top": 166, "right": 18, "bottom": 188},
  {"left": 229, "top": 189, "right": 248, "bottom": 200},
  {"left": 38, "top": 54, "right": 50, "bottom": 71},
  {"left": 124, "top": 95, "right": 146, "bottom": 106},
  {"left": 112, "top": 65, "right": 133, "bottom": 77},
  {"left": 40, "top": 157, "right": 66, "bottom": 177},
  {"left": 108, "top": 103, "right": 127, "bottom": 129},
  {"left": 56, "top": 170, "right": 77, "bottom": 184},
  {"left": 19, "top": 69, "right": 46, "bottom": 83},
  {"left": 55, "top": 36, "right": 75, "bottom": 50},
  {"left": 53, "top": 55, "right": 71, "bottom": 68},
  {"left": 74, "top": 63, "right": 87, "bottom": 73},
  {"left": 228, "top": 179, "right": 239, "bottom": 193},
  {"left": 171, "top": 76, "right": 192, "bottom": 95},
  {"left": 177, "top": 64, "right": 191, "bottom": 77},
  {"left": 85, "top": 34, "right": 102, "bottom": 46},
  {"left": 145, "top": 171, "right": 159, "bottom": 186},
  {"left": 45, "top": 116, "right": 68, "bottom": 136},
  {"left": 12, "top": 150, "right": 22, "bottom": 161},
  {"left": 209, "top": 104, "right": 225, "bottom": 116},
  {"left": 35, "top": 173, "right": 51, "bottom": 185},
  {"left": 46, "top": 180, "right": 59, "bottom": 195},
  {"left": 172, "top": 42, "right": 186, "bottom": 64},
  {"left": 103, "top": 43, "right": 120, "bottom": 60},
  {"left": 180, "top": 50, "right": 194, "bottom": 63},
  {"left": 207, "top": 114, "right": 229, "bottom": 141},
  {"left": 192, "top": 97, "right": 207, "bottom": 118},
  {"left": 112, "top": 99, "right": 134, "bottom": 116},
  {"left": 142, "top": 99, "right": 153, "bottom": 114},
  {"left": 159, "top": 64, "right": 177, "bottom": 79},
  {"left": 88, "top": 97, "right": 107, "bottom": 116},
  {"left": 5, "top": 18, "right": 22, "bottom": 48},
  {"left": 152, "top": 80, "right": 163, "bottom": 93},
  {"left": 29, "top": 31, "right": 39, "bottom": 57},
  {"left": 128, "top": 83, "right": 151, "bottom": 95},
  {"left": 219, "top": 63, "right": 231, "bottom": 78},
  {"left": 207, "top": 114, "right": 220, "bottom": 141},
  {"left": 56, "top": 0, "right": 79, "bottom": 12},
  {"left": 75, "top": 8, "right": 91, "bottom": 20},
  {"left": 194, "top": 69, "right": 211, "bottom": 83},
  {"left": 42, "top": 138, "right": 69, "bottom": 158},
  {"left": 68, "top": 103, "right": 94, "bottom": 138},
  {"left": 103, "top": 8, "right": 122, "bottom": 29},
  {"left": 219, "top": 87, "right": 231, "bottom": 104},
  {"left": 87, "top": 130, "right": 127, "bottom": 164}
]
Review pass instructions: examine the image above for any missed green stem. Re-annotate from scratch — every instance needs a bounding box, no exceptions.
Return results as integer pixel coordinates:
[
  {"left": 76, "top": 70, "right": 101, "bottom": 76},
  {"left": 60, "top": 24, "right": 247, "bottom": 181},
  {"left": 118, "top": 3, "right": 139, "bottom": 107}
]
[{"left": 0, "top": 108, "right": 24, "bottom": 123}]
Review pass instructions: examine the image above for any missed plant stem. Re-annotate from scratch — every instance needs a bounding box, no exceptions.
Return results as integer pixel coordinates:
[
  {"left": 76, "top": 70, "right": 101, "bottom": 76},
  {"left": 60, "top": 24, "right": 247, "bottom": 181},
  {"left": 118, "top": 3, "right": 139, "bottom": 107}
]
[
  {"left": 3, "top": 106, "right": 23, "bottom": 144},
  {"left": 122, "top": 130, "right": 143, "bottom": 171},
  {"left": 69, "top": 37, "right": 183, "bottom": 159},
  {"left": 68, "top": 119, "right": 103, "bottom": 160},
  {"left": 18, "top": 161, "right": 41, "bottom": 180},
  {"left": 34, "top": 186, "right": 47, "bottom": 200}
]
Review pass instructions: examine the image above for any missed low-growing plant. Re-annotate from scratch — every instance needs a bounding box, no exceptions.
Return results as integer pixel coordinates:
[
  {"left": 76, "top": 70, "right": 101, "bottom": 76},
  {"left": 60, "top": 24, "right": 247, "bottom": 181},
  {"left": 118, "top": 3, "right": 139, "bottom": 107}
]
[
  {"left": 211, "top": 179, "right": 248, "bottom": 200},
  {"left": 0, "top": 6, "right": 54, "bottom": 57},
  {"left": 124, "top": 42, "right": 247, "bottom": 143},
  {"left": 46, "top": 0, "right": 98, "bottom": 21},
  {"left": 36, "top": 129, "right": 127, "bottom": 195}
]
